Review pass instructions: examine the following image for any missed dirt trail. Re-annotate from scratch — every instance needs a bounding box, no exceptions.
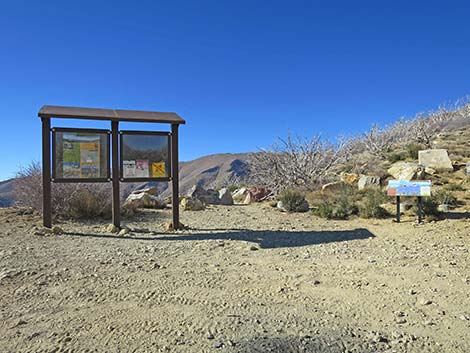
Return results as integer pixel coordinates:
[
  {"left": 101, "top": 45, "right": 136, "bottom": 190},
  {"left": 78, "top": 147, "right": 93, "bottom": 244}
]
[{"left": 0, "top": 205, "right": 469, "bottom": 352}]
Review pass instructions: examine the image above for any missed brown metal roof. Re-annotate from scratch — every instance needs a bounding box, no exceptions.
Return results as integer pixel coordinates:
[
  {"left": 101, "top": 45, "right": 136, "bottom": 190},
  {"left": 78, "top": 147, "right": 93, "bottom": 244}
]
[{"left": 38, "top": 105, "right": 185, "bottom": 124}]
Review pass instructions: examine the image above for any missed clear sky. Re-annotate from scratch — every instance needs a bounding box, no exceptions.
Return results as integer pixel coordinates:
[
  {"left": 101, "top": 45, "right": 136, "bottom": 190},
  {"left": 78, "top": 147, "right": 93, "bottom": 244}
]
[{"left": 1, "top": 0, "right": 469, "bottom": 181}]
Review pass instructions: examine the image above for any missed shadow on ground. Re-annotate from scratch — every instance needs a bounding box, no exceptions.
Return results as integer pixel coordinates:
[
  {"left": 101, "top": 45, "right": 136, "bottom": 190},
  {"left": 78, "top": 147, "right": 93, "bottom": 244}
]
[
  {"left": 224, "top": 335, "right": 378, "bottom": 353},
  {"left": 65, "top": 228, "right": 375, "bottom": 249}
]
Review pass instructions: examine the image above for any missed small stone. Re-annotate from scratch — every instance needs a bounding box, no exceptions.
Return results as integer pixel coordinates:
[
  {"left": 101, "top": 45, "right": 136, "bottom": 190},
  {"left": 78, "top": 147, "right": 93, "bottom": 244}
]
[
  {"left": 419, "top": 299, "right": 432, "bottom": 306},
  {"left": 118, "top": 228, "right": 130, "bottom": 236},
  {"left": 459, "top": 314, "right": 469, "bottom": 321},
  {"left": 213, "top": 341, "right": 224, "bottom": 349},
  {"left": 249, "top": 245, "right": 259, "bottom": 251},
  {"left": 396, "top": 318, "right": 407, "bottom": 325},
  {"left": 51, "top": 226, "right": 63, "bottom": 235},
  {"left": 105, "top": 224, "right": 119, "bottom": 233},
  {"left": 409, "top": 289, "right": 417, "bottom": 295},
  {"left": 207, "top": 333, "right": 214, "bottom": 340},
  {"left": 313, "top": 280, "right": 321, "bottom": 285}
]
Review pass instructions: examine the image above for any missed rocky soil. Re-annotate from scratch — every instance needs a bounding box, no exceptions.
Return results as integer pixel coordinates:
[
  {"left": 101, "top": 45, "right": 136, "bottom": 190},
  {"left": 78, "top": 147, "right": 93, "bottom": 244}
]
[{"left": 0, "top": 205, "right": 469, "bottom": 353}]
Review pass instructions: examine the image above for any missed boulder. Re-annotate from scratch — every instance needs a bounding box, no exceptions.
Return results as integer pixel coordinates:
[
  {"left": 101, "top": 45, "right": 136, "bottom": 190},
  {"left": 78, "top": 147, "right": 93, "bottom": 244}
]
[
  {"left": 358, "top": 175, "right": 381, "bottom": 190},
  {"left": 180, "top": 197, "right": 205, "bottom": 211},
  {"left": 248, "top": 187, "right": 271, "bottom": 202},
  {"left": 340, "top": 172, "right": 360, "bottom": 185},
  {"left": 123, "top": 192, "right": 166, "bottom": 210},
  {"left": 218, "top": 188, "right": 234, "bottom": 205},
  {"left": 232, "top": 188, "right": 249, "bottom": 204},
  {"left": 387, "top": 162, "right": 424, "bottom": 181},
  {"left": 418, "top": 149, "right": 453, "bottom": 171},
  {"left": 187, "top": 185, "right": 220, "bottom": 205},
  {"left": 321, "top": 181, "right": 347, "bottom": 193}
]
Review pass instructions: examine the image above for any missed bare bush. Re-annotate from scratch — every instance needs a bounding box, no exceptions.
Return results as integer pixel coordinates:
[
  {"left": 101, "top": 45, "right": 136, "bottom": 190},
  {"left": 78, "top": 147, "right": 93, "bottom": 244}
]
[
  {"left": 249, "top": 133, "right": 346, "bottom": 193},
  {"left": 15, "top": 161, "right": 113, "bottom": 219}
]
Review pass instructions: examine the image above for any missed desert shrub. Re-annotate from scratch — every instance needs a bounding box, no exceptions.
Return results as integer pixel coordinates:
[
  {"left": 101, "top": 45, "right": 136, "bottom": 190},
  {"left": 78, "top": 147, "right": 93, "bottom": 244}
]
[
  {"left": 386, "top": 152, "right": 406, "bottom": 163},
  {"left": 278, "top": 188, "right": 307, "bottom": 212},
  {"left": 15, "top": 161, "right": 113, "bottom": 219},
  {"left": 433, "top": 189, "right": 458, "bottom": 206},
  {"left": 442, "top": 183, "right": 464, "bottom": 192},
  {"left": 312, "top": 186, "right": 358, "bottom": 220},
  {"left": 358, "top": 189, "right": 389, "bottom": 219},
  {"left": 412, "top": 197, "right": 441, "bottom": 217},
  {"left": 405, "top": 143, "right": 423, "bottom": 160}
]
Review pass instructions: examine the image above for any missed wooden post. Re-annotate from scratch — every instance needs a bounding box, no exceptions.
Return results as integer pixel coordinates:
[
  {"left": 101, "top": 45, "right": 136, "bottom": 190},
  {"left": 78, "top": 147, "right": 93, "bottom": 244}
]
[
  {"left": 417, "top": 196, "right": 423, "bottom": 224},
  {"left": 111, "top": 121, "right": 120, "bottom": 229},
  {"left": 396, "top": 196, "right": 400, "bottom": 223},
  {"left": 171, "top": 124, "right": 180, "bottom": 230},
  {"left": 42, "top": 117, "right": 52, "bottom": 228}
]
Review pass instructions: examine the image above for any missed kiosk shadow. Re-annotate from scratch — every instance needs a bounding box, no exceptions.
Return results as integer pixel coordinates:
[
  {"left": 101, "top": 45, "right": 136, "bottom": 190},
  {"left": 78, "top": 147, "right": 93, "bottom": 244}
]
[{"left": 66, "top": 228, "right": 375, "bottom": 249}]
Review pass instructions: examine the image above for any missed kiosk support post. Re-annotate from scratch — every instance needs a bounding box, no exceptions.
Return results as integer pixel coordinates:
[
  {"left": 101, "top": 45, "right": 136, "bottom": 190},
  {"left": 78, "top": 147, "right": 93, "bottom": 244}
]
[
  {"left": 417, "top": 196, "right": 423, "bottom": 224},
  {"left": 396, "top": 196, "right": 400, "bottom": 223},
  {"left": 171, "top": 124, "right": 180, "bottom": 230},
  {"left": 111, "top": 121, "right": 120, "bottom": 228},
  {"left": 42, "top": 117, "right": 52, "bottom": 228}
]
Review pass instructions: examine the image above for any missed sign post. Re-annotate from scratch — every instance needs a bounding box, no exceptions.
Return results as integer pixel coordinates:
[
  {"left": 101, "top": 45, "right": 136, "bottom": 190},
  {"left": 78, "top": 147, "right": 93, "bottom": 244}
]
[
  {"left": 387, "top": 180, "right": 432, "bottom": 224},
  {"left": 38, "top": 105, "right": 186, "bottom": 230}
]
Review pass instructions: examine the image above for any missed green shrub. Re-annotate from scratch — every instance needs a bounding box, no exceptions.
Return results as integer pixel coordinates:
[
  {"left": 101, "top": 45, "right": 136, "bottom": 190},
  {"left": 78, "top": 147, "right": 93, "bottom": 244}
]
[
  {"left": 278, "top": 188, "right": 308, "bottom": 212},
  {"left": 405, "top": 143, "right": 423, "bottom": 160},
  {"left": 358, "top": 190, "right": 389, "bottom": 219},
  {"left": 386, "top": 152, "right": 406, "bottom": 163},
  {"left": 312, "top": 185, "right": 358, "bottom": 219}
]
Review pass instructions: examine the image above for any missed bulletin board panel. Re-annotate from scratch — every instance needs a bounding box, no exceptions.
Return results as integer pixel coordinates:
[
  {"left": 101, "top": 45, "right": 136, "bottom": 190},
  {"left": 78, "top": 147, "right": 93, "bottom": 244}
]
[
  {"left": 119, "top": 130, "right": 171, "bottom": 182},
  {"left": 52, "top": 127, "right": 110, "bottom": 182}
]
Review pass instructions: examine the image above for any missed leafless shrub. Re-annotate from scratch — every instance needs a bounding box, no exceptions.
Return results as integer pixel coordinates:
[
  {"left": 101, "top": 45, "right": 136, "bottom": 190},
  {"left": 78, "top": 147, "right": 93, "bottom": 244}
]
[
  {"left": 249, "top": 133, "right": 346, "bottom": 193},
  {"left": 15, "top": 161, "right": 112, "bottom": 219}
]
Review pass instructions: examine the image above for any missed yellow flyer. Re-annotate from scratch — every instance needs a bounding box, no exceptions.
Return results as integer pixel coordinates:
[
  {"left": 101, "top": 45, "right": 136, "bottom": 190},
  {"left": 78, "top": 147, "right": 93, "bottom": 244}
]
[{"left": 152, "top": 162, "right": 166, "bottom": 177}]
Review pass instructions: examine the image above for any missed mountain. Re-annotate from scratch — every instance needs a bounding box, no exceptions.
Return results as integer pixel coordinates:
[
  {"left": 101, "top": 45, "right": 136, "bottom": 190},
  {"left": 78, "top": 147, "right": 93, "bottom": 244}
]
[
  {"left": 0, "top": 153, "right": 252, "bottom": 207},
  {"left": 155, "top": 153, "right": 251, "bottom": 197},
  {"left": 0, "top": 179, "right": 15, "bottom": 207}
]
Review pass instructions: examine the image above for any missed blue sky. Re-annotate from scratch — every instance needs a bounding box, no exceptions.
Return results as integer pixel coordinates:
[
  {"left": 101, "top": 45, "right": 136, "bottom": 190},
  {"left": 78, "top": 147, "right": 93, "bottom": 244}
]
[{"left": 1, "top": 0, "right": 469, "bottom": 181}]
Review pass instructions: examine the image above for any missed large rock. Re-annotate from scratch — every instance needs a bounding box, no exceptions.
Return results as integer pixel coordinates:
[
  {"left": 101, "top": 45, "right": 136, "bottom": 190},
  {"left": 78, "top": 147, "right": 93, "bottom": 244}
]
[
  {"left": 218, "top": 188, "right": 234, "bottom": 205},
  {"left": 132, "top": 186, "right": 158, "bottom": 195},
  {"left": 180, "top": 197, "right": 205, "bottom": 211},
  {"left": 123, "top": 192, "right": 166, "bottom": 210},
  {"left": 187, "top": 185, "right": 220, "bottom": 205},
  {"left": 418, "top": 149, "right": 453, "bottom": 171},
  {"left": 232, "top": 188, "right": 249, "bottom": 204},
  {"left": 358, "top": 175, "right": 381, "bottom": 190},
  {"left": 387, "top": 162, "right": 424, "bottom": 181},
  {"left": 242, "top": 187, "right": 272, "bottom": 204},
  {"left": 340, "top": 172, "right": 360, "bottom": 185}
]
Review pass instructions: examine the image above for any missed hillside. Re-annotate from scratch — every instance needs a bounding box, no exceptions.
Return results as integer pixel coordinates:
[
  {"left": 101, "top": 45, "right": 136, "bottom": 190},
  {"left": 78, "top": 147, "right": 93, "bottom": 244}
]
[
  {"left": 0, "top": 179, "right": 14, "bottom": 207},
  {"left": 0, "top": 154, "right": 251, "bottom": 207}
]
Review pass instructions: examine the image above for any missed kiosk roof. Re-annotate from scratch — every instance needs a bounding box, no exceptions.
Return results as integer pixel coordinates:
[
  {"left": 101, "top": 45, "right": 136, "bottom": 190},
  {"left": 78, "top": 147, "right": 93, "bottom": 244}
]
[{"left": 38, "top": 105, "right": 185, "bottom": 124}]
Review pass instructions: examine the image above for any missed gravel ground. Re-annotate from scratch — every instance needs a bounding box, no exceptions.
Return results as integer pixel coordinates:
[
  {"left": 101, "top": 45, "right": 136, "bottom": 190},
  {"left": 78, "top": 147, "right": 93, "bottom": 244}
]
[{"left": 0, "top": 205, "right": 469, "bottom": 353}]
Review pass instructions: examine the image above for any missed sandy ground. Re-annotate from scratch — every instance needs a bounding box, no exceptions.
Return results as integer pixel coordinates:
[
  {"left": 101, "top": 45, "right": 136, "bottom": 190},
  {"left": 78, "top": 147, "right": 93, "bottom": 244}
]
[{"left": 0, "top": 204, "right": 469, "bottom": 353}]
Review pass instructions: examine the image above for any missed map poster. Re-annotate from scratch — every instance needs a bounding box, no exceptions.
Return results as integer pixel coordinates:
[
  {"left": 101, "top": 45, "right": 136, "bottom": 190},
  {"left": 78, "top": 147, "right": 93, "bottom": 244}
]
[
  {"left": 123, "top": 160, "right": 136, "bottom": 178},
  {"left": 79, "top": 142, "right": 100, "bottom": 178},
  {"left": 62, "top": 136, "right": 81, "bottom": 178},
  {"left": 135, "top": 160, "right": 149, "bottom": 178},
  {"left": 152, "top": 162, "right": 166, "bottom": 177}
]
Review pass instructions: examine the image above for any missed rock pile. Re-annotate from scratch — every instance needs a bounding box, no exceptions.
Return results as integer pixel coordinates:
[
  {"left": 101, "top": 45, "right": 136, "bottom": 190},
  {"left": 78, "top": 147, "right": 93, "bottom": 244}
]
[{"left": 123, "top": 187, "right": 166, "bottom": 214}]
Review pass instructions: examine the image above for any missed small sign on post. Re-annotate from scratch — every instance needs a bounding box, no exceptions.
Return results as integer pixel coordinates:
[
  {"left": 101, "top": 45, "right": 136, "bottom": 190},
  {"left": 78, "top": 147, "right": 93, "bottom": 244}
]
[{"left": 387, "top": 180, "right": 432, "bottom": 223}]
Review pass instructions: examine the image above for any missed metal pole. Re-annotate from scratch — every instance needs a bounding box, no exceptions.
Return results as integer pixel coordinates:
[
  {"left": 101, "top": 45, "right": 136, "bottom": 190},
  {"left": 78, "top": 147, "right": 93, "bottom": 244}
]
[
  {"left": 111, "top": 121, "right": 120, "bottom": 229},
  {"left": 417, "top": 196, "right": 423, "bottom": 224},
  {"left": 42, "top": 117, "right": 52, "bottom": 228},
  {"left": 396, "top": 196, "right": 400, "bottom": 223},
  {"left": 171, "top": 124, "right": 180, "bottom": 230}
]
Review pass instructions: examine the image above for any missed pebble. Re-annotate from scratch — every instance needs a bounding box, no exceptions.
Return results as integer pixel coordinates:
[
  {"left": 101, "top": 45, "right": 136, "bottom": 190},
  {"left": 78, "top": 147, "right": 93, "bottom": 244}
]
[
  {"left": 213, "top": 341, "right": 224, "bottom": 349},
  {"left": 249, "top": 245, "right": 259, "bottom": 251}
]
